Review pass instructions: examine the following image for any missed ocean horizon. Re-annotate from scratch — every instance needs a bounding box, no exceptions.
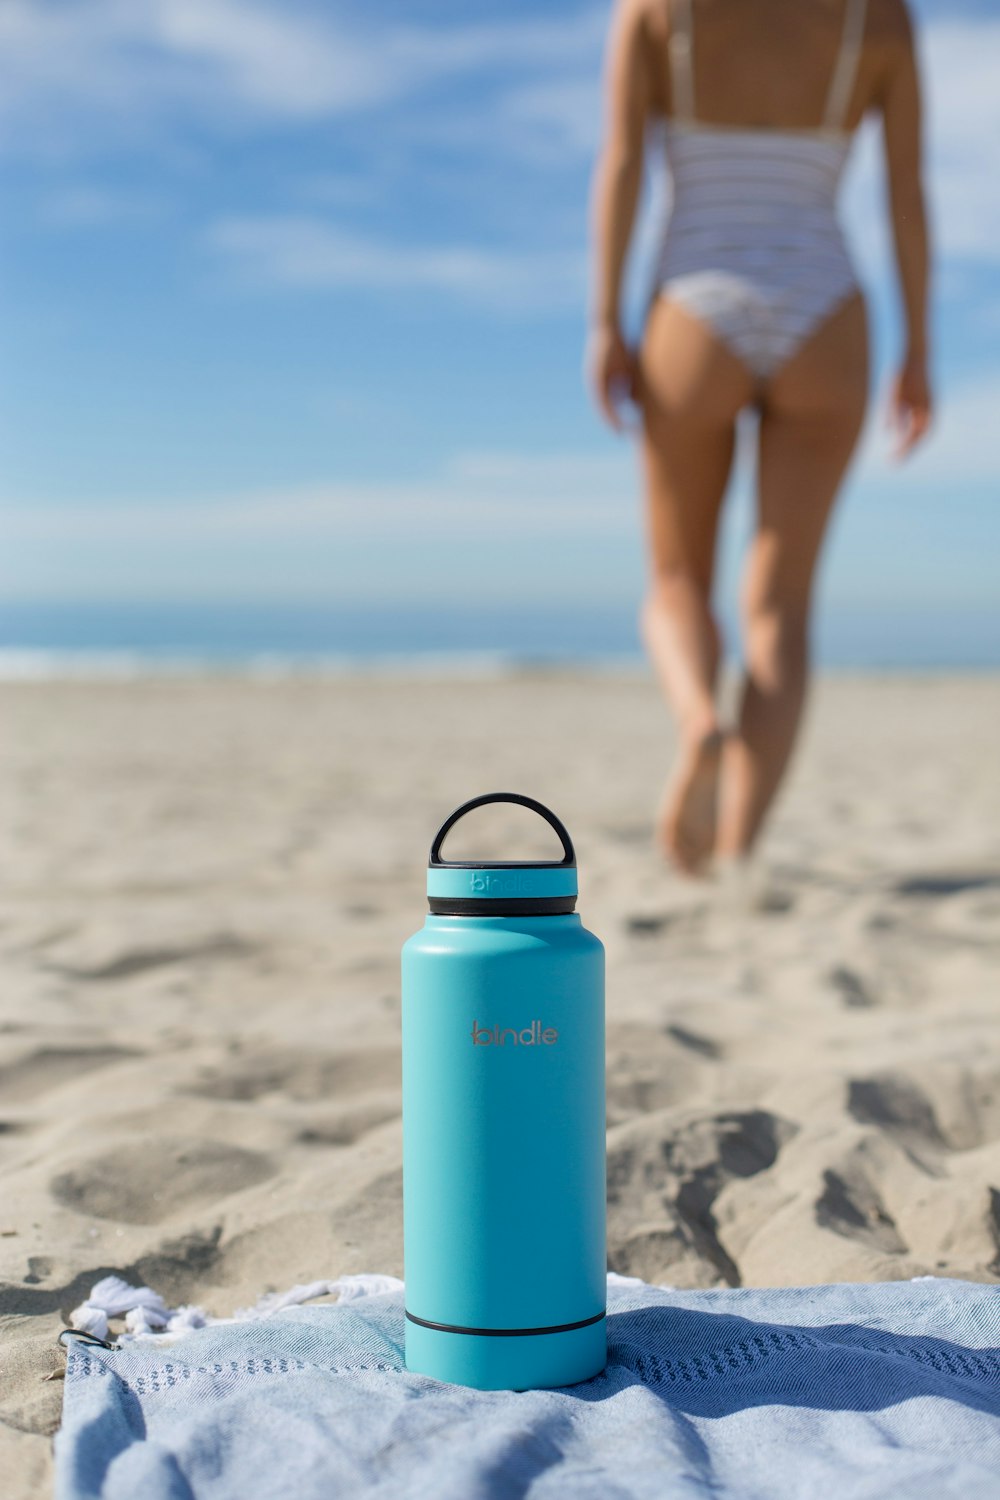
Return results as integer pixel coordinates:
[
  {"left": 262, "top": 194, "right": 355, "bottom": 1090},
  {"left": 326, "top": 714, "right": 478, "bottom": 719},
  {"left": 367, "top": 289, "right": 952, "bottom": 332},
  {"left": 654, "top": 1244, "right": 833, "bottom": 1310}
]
[{"left": 1, "top": 600, "right": 998, "bottom": 676}]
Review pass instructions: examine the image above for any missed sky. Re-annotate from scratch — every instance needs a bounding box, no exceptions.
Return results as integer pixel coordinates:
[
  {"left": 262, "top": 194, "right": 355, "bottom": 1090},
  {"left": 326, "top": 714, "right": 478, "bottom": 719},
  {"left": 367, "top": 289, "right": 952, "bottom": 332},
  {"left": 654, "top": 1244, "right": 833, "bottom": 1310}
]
[{"left": 0, "top": 0, "right": 998, "bottom": 659}]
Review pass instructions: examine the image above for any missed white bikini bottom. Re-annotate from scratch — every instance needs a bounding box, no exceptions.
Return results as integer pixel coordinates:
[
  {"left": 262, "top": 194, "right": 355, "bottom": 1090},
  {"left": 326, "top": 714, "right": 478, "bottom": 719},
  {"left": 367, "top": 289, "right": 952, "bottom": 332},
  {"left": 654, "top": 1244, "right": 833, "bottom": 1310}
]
[{"left": 656, "top": 266, "right": 861, "bottom": 382}]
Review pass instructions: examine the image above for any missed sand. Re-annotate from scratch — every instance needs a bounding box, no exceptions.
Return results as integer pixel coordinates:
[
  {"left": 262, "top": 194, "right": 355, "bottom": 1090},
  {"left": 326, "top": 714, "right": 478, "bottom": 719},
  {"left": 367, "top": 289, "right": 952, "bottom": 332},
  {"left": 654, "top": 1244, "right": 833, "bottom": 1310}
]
[{"left": 1, "top": 671, "right": 999, "bottom": 1492}]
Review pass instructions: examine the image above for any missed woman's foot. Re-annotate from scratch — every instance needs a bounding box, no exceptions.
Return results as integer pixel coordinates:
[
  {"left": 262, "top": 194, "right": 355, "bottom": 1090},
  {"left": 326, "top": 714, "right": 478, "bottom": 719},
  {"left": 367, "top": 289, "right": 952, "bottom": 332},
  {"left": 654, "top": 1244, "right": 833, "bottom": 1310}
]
[{"left": 656, "top": 726, "right": 726, "bottom": 875}]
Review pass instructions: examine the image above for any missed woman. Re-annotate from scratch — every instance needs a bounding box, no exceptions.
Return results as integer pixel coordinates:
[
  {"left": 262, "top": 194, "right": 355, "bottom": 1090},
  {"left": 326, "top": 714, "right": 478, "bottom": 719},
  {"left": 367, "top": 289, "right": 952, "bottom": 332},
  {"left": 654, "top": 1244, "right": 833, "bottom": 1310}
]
[{"left": 590, "top": 0, "right": 931, "bottom": 874}]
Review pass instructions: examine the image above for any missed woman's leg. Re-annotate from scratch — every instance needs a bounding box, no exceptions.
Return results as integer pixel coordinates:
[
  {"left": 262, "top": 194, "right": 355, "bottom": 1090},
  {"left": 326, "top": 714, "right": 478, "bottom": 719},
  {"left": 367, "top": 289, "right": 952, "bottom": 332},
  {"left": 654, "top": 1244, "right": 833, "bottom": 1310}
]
[
  {"left": 639, "top": 296, "right": 754, "bottom": 872},
  {"left": 716, "top": 293, "right": 869, "bottom": 860}
]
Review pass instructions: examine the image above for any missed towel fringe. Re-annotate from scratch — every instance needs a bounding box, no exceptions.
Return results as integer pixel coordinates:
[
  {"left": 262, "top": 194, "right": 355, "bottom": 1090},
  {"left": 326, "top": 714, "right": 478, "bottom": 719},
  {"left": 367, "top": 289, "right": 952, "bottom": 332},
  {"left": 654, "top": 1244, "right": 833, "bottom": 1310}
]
[{"left": 65, "top": 1273, "right": 405, "bottom": 1345}]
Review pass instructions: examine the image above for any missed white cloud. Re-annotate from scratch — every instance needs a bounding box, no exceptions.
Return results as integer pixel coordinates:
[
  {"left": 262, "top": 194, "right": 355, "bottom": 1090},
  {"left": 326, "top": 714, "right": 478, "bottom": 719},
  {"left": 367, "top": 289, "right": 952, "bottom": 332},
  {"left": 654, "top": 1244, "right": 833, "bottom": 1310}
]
[
  {"left": 2, "top": 381, "right": 995, "bottom": 607},
  {"left": 0, "top": 0, "right": 395, "bottom": 147},
  {"left": 921, "top": 19, "right": 1000, "bottom": 263},
  {"left": 0, "top": 0, "right": 606, "bottom": 151},
  {"left": 0, "top": 448, "right": 634, "bottom": 548},
  {"left": 0, "top": 446, "right": 641, "bottom": 603},
  {"left": 444, "top": 450, "right": 627, "bottom": 492},
  {"left": 835, "top": 19, "right": 1000, "bottom": 288},
  {"left": 38, "top": 184, "right": 170, "bottom": 228},
  {"left": 147, "top": 0, "right": 383, "bottom": 116},
  {"left": 207, "top": 217, "right": 586, "bottom": 311},
  {"left": 500, "top": 79, "right": 603, "bottom": 160}
]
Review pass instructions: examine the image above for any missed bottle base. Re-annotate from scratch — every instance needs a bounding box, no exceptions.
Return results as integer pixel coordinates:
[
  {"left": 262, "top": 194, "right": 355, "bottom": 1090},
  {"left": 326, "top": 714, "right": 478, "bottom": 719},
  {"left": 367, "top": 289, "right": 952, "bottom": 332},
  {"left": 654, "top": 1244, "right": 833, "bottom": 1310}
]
[{"left": 404, "top": 1314, "right": 606, "bottom": 1391}]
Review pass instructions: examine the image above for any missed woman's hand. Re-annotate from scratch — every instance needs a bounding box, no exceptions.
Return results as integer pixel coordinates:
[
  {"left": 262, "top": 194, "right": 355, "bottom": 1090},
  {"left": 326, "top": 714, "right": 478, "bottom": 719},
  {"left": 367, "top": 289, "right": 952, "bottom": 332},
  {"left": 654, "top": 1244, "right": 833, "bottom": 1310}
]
[
  {"left": 587, "top": 322, "right": 639, "bottom": 433},
  {"left": 888, "top": 349, "right": 932, "bottom": 460}
]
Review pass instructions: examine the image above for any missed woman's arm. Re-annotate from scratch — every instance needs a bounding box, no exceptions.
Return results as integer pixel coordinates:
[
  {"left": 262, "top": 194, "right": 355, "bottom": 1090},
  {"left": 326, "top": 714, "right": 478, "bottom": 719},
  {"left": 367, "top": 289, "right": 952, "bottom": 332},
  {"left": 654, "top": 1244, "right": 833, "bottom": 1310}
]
[
  {"left": 588, "top": 0, "right": 650, "bottom": 430},
  {"left": 879, "top": 0, "right": 932, "bottom": 457}
]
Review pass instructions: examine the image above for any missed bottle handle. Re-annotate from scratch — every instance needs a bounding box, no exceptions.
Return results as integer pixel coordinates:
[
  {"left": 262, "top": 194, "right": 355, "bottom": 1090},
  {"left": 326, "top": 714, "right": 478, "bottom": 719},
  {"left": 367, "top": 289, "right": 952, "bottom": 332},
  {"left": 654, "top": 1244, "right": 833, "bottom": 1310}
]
[{"left": 429, "top": 792, "right": 576, "bottom": 868}]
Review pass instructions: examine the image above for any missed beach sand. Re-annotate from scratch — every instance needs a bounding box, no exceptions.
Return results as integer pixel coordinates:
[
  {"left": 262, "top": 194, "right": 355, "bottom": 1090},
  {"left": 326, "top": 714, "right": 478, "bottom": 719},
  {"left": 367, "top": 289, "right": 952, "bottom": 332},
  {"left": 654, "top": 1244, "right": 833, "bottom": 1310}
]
[{"left": 2, "top": 671, "right": 999, "bottom": 1493}]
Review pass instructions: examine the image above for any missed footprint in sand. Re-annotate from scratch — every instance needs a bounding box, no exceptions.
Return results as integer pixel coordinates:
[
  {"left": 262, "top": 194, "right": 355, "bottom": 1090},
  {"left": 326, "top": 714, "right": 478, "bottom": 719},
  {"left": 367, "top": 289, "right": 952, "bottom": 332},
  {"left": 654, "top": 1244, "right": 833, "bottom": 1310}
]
[
  {"left": 607, "top": 1107, "right": 796, "bottom": 1287},
  {"left": 625, "top": 913, "right": 671, "bottom": 937},
  {"left": 850, "top": 1065, "right": 1000, "bottom": 1155},
  {"left": 815, "top": 1161, "right": 908, "bottom": 1255},
  {"left": 50, "top": 1138, "right": 275, "bottom": 1225},
  {"left": 0, "top": 1046, "right": 138, "bottom": 1106},
  {"left": 210, "top": 1167, "right": 406, "bottom": 1289},
  {"left": 607, "top": 1023, "right": 717, "bottom": 1119},
  {"left": 848, "top": 1073, "right": 946, "bottom": 1158},
  {"left": 601, "top": 824, "right": 649, "bottom": 846},
  {"left": 185, "top": 1046, "right": 400, "bottom": 1104},
  {"left": 48, "top": 934, "right": 255, "bottom": 983},
  {"left": 665, "top": 1024, "right": 722, "bottom": 1060},
  {"left": 133, "top": 1227, "right": 224, "bottom": 1298},
  {"left": 828, "top": 965, "right": 878, "bottom": 1009},
  {"left": 298, "top": 1098, "right": 401, "bottom": 1147},
  {"left": 23, "top": 1255, "right": 53, "bottom": 1285},
  {"left": 894, "top": 871, "right": 1000, "bottom": 898}
]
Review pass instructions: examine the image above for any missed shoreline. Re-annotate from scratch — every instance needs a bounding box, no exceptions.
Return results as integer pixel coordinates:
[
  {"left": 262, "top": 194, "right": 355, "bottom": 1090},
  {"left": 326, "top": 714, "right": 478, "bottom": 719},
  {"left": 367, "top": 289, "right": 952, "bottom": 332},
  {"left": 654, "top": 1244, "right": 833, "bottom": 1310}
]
[{"left": 1, "top": 657, "right": 999, "bottom": 682}]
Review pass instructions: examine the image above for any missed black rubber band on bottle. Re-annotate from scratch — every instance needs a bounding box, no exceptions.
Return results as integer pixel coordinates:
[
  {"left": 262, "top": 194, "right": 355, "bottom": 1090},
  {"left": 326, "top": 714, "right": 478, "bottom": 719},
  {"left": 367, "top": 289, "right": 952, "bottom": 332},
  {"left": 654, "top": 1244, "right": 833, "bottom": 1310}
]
[
  {"left": 428, "top": 895, "right": 577, "bottom": 917},
  {"left": 405, "top": 1308, "right": 605, "bottom": 1338}
]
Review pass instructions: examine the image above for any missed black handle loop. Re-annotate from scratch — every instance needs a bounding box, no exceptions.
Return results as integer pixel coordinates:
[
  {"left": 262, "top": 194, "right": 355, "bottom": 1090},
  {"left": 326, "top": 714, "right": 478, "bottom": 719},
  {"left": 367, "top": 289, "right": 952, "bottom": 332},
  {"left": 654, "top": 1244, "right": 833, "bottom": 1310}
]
[{"left": 429, "top": 792, "right": 576, "bottom": 868}]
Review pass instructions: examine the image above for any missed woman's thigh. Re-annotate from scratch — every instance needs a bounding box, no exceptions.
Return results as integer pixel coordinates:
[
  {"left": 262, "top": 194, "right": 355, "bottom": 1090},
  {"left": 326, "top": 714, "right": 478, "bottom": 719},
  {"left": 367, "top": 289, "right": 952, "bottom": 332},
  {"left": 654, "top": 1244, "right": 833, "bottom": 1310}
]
[
  {"left": 639, "top": 296, "right": 755, "bottom": 589},
  {"left": 751, "top": 293, "right": 870, "bottom": 610}
]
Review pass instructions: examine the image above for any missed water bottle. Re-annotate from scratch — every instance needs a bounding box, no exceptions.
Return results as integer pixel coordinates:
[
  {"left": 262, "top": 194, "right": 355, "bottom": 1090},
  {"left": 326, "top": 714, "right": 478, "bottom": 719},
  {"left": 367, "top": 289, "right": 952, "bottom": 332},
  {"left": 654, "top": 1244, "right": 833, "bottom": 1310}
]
[{"left": 401, "top": 792, "right": 606, "bottom": 1390}]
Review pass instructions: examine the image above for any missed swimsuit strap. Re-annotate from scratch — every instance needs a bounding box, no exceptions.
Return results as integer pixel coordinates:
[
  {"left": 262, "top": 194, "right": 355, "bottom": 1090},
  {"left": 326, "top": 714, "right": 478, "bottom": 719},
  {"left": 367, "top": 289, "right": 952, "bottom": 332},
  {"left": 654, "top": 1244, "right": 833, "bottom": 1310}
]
[
  {"left": 669, "top": 0, "right": 866, "bottom": 133},
  {"left": 668, "top": 0, "right": 695, "bottom": 124},
  {"left": 822, "top": 0, "right": 869, "bottom": 130}
]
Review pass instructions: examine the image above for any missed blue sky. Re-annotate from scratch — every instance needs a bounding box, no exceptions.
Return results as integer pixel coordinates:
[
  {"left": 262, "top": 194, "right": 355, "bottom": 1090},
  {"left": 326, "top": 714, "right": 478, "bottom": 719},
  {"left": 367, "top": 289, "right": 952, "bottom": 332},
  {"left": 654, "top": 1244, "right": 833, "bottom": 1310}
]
[{"left": 0, "top": 0, "right": 997, "bottom": 657}]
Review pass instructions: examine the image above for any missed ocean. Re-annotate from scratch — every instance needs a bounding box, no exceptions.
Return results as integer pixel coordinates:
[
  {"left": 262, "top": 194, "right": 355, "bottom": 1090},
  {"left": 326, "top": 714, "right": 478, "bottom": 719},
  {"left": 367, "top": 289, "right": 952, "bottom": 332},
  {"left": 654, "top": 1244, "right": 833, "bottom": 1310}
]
[{"left": 0, "top": 601, "right": 997, "bottom": 675}]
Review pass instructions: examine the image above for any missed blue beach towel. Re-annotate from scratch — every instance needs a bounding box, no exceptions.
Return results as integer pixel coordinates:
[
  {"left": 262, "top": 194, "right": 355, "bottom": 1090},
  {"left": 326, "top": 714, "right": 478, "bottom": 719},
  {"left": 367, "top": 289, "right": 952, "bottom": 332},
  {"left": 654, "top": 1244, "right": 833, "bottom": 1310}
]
[{"left": 56, "top": 1274, "right": 1000, "bottom": 1499}]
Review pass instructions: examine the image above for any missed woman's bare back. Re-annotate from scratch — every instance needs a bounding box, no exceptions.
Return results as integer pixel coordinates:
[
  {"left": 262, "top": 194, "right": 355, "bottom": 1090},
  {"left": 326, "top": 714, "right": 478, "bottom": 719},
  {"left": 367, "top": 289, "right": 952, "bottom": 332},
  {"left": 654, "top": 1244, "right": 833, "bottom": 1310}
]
[{"left": 636, "top": 0, "right": 911, "bottom": 132}]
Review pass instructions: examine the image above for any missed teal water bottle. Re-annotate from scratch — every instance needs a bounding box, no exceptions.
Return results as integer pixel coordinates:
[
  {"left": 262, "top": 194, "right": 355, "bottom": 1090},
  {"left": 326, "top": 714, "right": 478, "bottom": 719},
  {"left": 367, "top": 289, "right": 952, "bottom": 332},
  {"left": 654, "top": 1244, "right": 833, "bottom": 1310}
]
[{"left": 402, "top": 792, "right": 606, "bottom": 1390}]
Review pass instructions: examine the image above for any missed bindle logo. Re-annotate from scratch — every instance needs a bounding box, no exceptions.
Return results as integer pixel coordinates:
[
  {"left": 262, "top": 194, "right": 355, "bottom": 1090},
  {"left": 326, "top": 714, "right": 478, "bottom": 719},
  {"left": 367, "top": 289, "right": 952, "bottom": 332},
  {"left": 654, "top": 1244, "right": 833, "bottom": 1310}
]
[
  {"left": 470, "top": 872, "right": 535, "bottom": 896},
  {"left": 471, "top": 1020, "right": 558, "bottom": 1047}
]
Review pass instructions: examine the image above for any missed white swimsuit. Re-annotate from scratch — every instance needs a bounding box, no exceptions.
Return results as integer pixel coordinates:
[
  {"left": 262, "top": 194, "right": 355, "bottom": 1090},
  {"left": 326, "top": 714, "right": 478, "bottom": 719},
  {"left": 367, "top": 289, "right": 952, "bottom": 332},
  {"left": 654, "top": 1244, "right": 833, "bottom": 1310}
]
[{"left": 654, "top": 0, "right": 868, "bottom": 381}]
